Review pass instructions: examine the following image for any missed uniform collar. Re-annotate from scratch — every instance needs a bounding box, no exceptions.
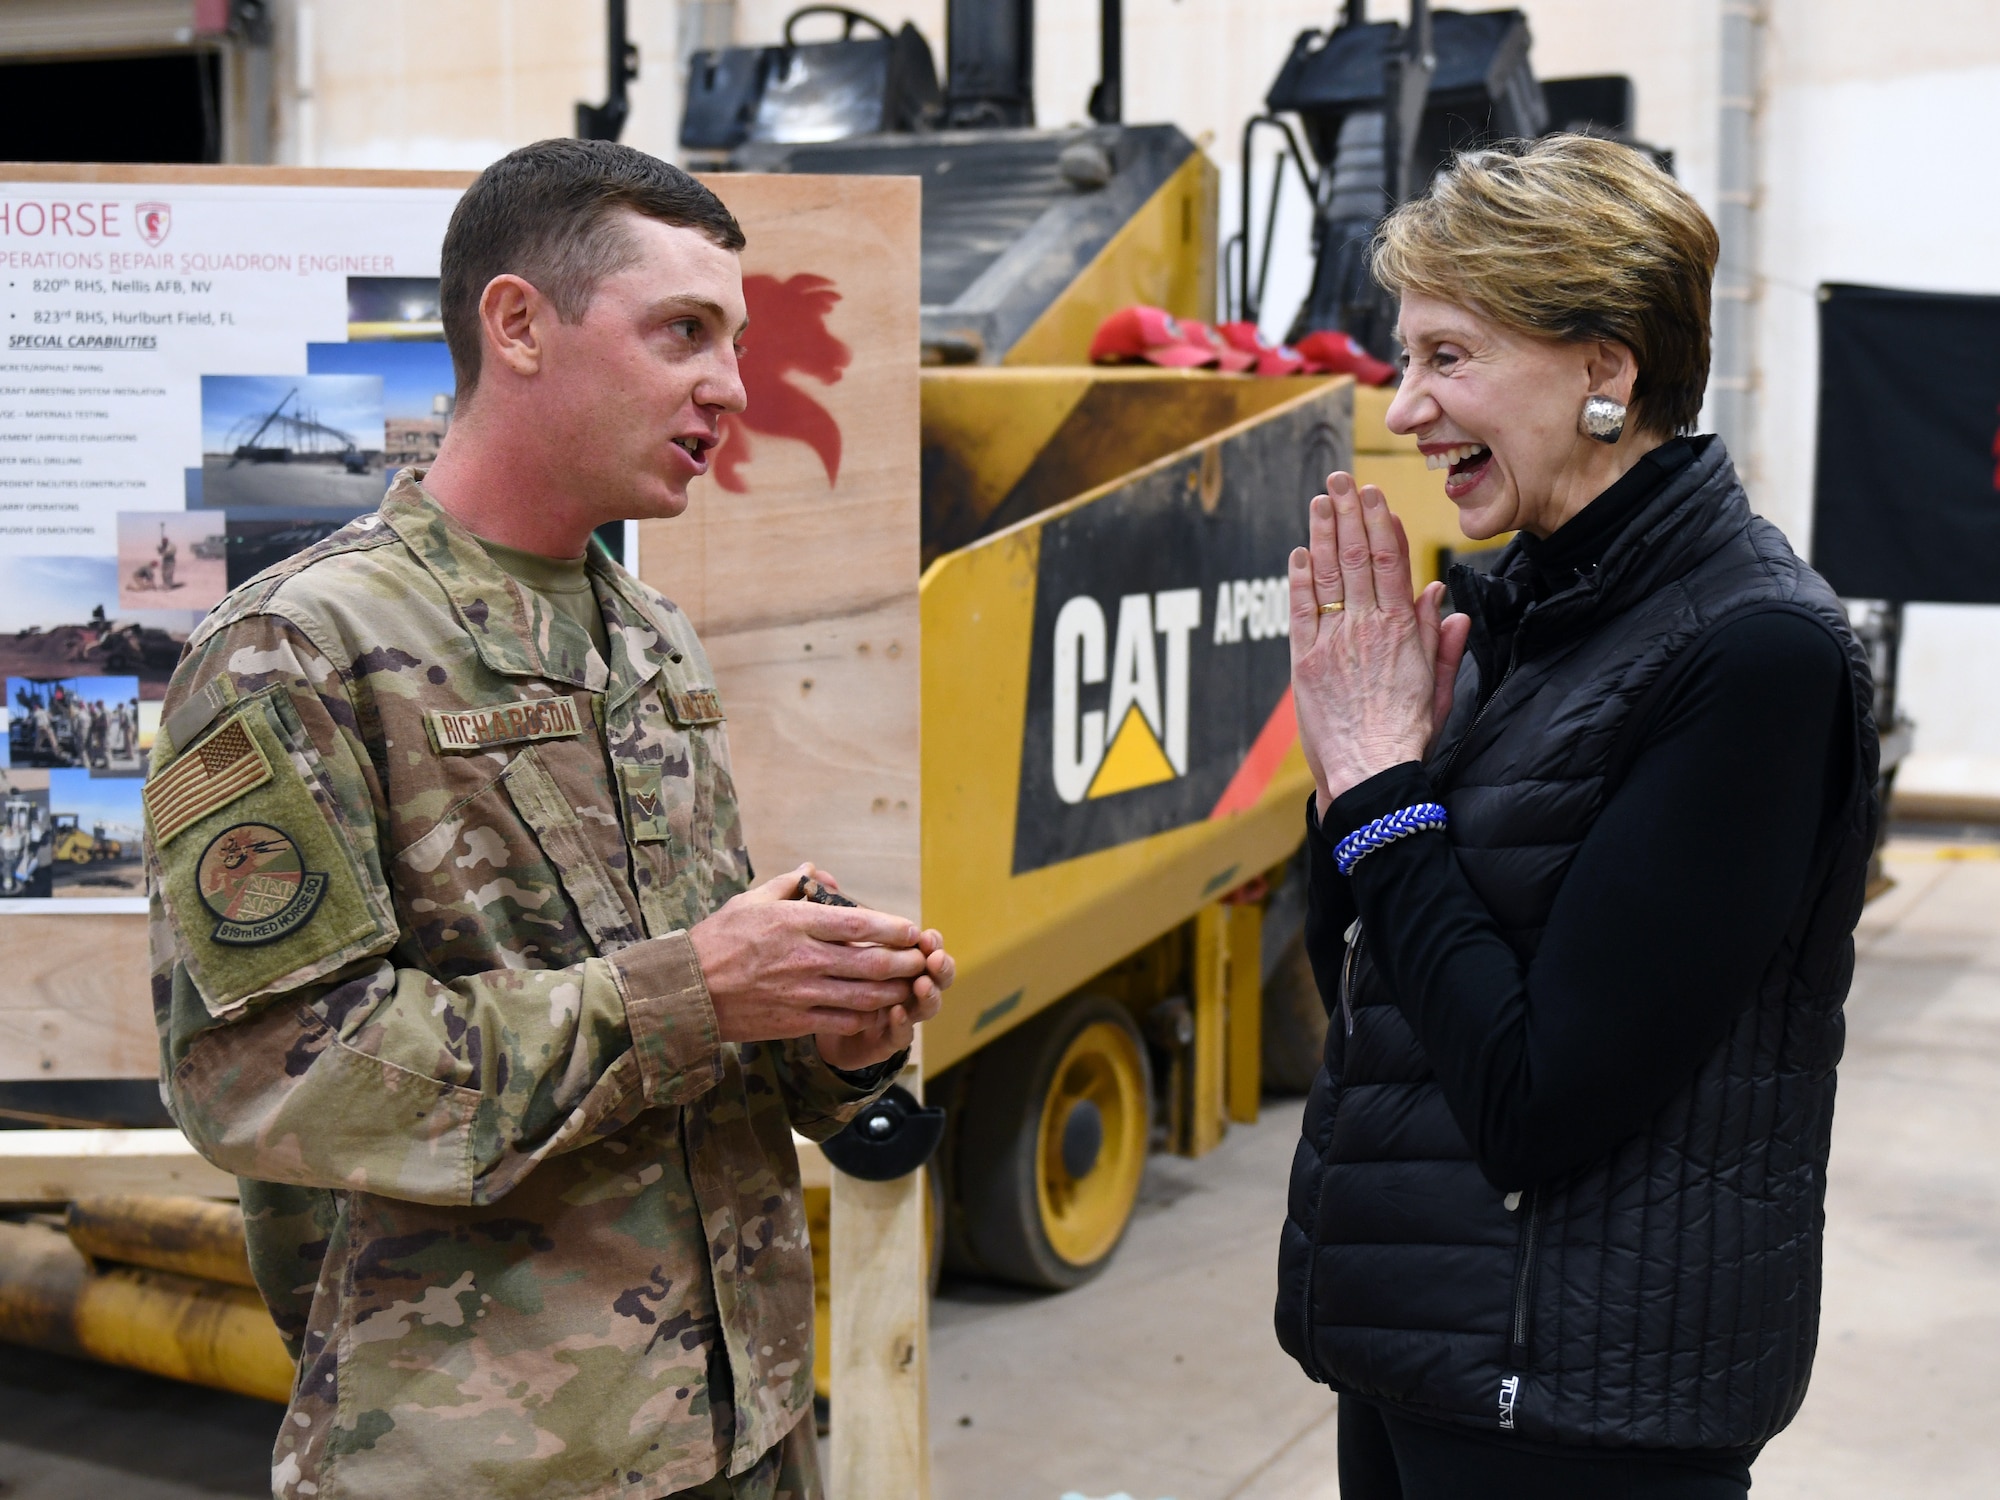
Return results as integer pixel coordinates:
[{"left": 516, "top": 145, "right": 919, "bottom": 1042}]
[
  {"left": 1451, "top": 437, "right": 1742, "bottom": 659},
  {"left": 587, "top": 550, "right": 691, "bottom": 711},
  {"left": 380, "top": 472, "right": 611, "bottom": 691}
]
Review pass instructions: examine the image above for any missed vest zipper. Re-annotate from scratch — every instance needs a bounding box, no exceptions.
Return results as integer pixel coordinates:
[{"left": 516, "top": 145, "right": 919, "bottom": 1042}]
[
  {"left": 1441, "top": 632, "right": 1523, "bottom": 785},
  {"left": 1510, "top": 1188, "right": 1542, "bottom": 1363},
  {"left": 1338, "top": 919, "right": 1361, "bottom": 1036}
]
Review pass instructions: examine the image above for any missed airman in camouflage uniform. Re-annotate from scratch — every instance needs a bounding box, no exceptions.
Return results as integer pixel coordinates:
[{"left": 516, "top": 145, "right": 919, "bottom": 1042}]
[
  {"left": 146, "top": 474, "right": 891, "bottom": 1499},
  {"left": 150, "top": 133, "right": 950, "bottom": 1500}
]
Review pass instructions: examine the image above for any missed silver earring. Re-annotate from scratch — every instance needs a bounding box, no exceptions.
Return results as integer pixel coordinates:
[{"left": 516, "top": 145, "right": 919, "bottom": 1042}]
[{"left": 1580, "top": 395, "right": 1627, "bottom": 444}]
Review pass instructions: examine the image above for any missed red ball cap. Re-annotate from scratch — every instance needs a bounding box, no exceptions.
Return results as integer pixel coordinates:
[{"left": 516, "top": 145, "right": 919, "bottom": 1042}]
[
  {"left": 1179, "top": 319, "right": 1257, "bottom": 373},
  {"left": 1090, "top": 305, "right": 1219, "bottom": 368},
  {"left": 1294, "top": 329, "right": 1397, "bottom": 385},
  {"left": 1218, "top": 320, "right": 1310, "bottom": 377}
]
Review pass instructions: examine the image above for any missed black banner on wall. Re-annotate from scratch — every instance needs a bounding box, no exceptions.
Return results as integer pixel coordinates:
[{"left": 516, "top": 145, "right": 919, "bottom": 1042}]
[{"left": 1813, "top": 282, "right": 2000, "bottom": 604}]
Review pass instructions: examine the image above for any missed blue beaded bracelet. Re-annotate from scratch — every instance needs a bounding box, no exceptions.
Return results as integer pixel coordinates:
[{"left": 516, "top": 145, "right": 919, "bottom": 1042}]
[{"left": 1333, "top": 802, "right": 1449, "bottom": 875}]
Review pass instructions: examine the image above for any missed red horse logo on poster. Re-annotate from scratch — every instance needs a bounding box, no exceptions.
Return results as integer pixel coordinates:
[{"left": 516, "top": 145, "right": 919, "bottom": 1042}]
[
  {"left": 713, "top": 273, "right": 851, "bottom": 493},
  {"left": 135, "top": 202, "right": 172, "bottom": 247}
]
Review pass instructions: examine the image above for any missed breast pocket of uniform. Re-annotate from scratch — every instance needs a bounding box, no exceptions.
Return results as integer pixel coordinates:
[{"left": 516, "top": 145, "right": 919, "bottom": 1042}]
[
  {"left": 619, "top": 679, "right": 725, "bottom": 934},
  {"left": 389, "top": 743, "right": 642, "bottom": 973}
]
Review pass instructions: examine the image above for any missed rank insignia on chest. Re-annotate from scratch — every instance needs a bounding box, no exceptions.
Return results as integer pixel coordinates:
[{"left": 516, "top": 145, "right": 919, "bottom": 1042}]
[
  {"left": 428, "top": 695, "right": 584, "bottom": 753},
  {"left": 195, "top": 822, "right": 328, "bottom": 946},
  {"left": 618, "top": 762, "right": 671, "bottom": 843}
]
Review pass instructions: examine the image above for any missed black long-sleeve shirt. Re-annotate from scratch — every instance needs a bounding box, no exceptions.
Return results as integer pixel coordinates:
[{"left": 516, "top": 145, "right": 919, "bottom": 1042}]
[{"left": 1303, "top": 449, "right": 1851, "bottom": 1192}]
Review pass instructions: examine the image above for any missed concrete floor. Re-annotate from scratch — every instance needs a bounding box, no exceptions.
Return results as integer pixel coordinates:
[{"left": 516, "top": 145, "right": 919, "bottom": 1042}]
[
  {"left": 1751, "top": 839, "right": 2000, "bottom": 1498},
  {"left": 0, "top": 838, "right": 1992, "bottom": 1498},
  {"left": 0, "top": 1341, "right": 272, "bottom": 1498},
  {"left": 928, "top": 838, "right": 2000, "bottom": 1500}
]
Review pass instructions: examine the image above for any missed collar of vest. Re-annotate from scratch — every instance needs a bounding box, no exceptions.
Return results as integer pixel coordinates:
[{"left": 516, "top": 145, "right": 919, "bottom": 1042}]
[{"left": 1450, "top": 437, "right": 1747, "bottom": 677}]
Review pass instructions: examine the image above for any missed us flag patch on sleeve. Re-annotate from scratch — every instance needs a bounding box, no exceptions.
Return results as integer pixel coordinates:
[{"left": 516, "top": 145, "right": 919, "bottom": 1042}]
[{"left": 144, "top": 717, "right": 275, "bottom": 845}]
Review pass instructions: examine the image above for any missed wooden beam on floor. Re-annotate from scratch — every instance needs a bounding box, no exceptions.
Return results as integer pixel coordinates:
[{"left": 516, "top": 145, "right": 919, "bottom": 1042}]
[
  {"left": 0, "top": 1128, "right": 235, "bottom": 1203},
  {"left": 829, "top": 1060, "right": 930, "bottom": 1500}
]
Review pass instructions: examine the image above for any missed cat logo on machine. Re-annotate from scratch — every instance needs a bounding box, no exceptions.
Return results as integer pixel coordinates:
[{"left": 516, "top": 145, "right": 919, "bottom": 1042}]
[
  {"left": 1017, "top": 565, "right": 1298, "bottom": 874},
  {"left": 1012, "top": 393, "right": 1340, "bottom": 874},
  {"left": 1051, "top": 589, "right": 1202, "bottom": 804}
]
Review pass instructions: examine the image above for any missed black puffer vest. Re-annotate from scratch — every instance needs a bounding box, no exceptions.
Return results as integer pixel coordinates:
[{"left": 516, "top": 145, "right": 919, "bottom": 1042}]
[{"left": 1275, "top": 441, "right": 1878, "bottom": 1450}]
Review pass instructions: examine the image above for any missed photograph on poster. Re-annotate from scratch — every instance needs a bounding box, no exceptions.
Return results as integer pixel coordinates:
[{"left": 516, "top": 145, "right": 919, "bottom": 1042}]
[
  {"left": 199, "top": 373, "right": 386, "bottom": 511},
  {"left": 0, "top": 769, "right": 52, "bottom": 900},
  {"left": 224, "top": 513, "right": 355, "bottom": 588},
  {"left": 308, "top": 341, "right": 455, "bottom": 468},
  {"left": 6, "top": 677, "right": 144, "bottom": 774},
  {"left": 0, "top": 557, "right": 195, "bottom": 702},
  {"left": 348, "top": 276, "right": 443, "bottom": 341},
  {"left": 46, "top": 769, "right": 146, "bottom": 898},
  {"left": 118, "top": 511, "right": 229, "bottom": 611}
]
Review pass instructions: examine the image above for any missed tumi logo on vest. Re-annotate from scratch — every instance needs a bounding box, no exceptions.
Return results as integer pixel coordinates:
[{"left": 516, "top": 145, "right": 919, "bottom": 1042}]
[
  {"left": 1012, "top": 446, "right": 1312, "bottom": 875},
  {"left": 1498, "top": 1375, "right": 1520, "bottom": 1429}
]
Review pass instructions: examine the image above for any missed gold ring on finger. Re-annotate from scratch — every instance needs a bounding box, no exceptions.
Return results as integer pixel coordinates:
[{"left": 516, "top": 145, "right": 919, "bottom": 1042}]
[{"left": 1318, "top": 601, "right": 1345, "bottom": 615}]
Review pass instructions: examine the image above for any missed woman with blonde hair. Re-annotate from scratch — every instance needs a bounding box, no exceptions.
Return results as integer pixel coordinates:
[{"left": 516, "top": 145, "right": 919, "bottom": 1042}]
[{"left": 1274, "top": 135, "right": 1877, "bottom": 1497}]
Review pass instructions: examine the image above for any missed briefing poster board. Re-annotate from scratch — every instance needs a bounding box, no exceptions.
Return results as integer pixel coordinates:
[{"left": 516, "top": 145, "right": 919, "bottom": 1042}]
[
  {"left": 0, "top": 164, "right": 922, "bottom": 1081},
  {"left": 0, "top": 166, "right": 467, "bottom": 925}
]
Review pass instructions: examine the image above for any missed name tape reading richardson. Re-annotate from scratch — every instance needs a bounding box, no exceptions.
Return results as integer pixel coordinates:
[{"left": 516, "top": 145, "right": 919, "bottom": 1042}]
[{"left": 428, "top": 695, "right": 585, "bottom": 753}]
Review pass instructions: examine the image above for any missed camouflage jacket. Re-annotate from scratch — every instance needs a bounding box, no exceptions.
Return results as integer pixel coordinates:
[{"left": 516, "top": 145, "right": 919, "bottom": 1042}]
[{"left": 146, "top": 475, "right": 887, "bottom": 1500}]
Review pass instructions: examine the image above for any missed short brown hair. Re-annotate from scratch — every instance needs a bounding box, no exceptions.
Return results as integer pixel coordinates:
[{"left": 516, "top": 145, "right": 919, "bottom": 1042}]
[
  {"left": 1372, "top": 134, "right": 1719, "bottom": 437},
  {"left": 440, "top": 138, "right": 745, "bottom": 400}
]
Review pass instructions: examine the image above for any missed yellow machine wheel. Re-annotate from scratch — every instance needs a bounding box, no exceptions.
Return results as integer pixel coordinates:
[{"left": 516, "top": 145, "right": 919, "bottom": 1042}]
[
  {"left": 953, "top": 995, "right": 1152, "bottom": 1291},
  {"left": 1033, "top": 1020, "right": 1150, "bottom": 1266}
]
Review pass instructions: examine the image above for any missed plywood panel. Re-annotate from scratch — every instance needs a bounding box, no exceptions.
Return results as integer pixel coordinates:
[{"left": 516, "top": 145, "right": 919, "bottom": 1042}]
[
  {"left": 701, "top": 603, "right": 921, "bottom": 921},
  {"left": 0, "top": 916, "right": 156, "bottom": 1081},
  {"left": 641, "top": 174, "right": 923, "bottom": 922}
]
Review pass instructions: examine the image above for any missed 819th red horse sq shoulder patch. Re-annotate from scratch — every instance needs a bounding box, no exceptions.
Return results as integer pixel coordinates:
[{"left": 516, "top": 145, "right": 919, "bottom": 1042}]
[{"left": 195, "top": 822, "right": 328, "bottom": 947}]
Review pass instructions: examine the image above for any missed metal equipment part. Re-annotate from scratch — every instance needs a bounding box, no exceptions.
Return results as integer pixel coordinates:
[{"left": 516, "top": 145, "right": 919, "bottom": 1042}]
[
  {"left": 733, "top": 124, "right": 1213, "bottom": 369},
  {"left": 1236, "top": 2, "right": 1665, "bottom": 357},
  {"left": 681, "top": 6, "right": 943, "bottom": 153},
  {"left": 0, "top": 1209, "right": 290, "bottom": 1403},
  {"left": 820, "top": 1086, "right": 948, "bottom": 1182},
  {"left": 576, "top": 0, "right": 641, "bottom": 142}
]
